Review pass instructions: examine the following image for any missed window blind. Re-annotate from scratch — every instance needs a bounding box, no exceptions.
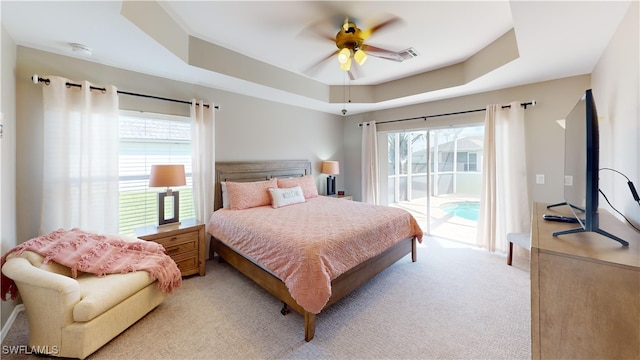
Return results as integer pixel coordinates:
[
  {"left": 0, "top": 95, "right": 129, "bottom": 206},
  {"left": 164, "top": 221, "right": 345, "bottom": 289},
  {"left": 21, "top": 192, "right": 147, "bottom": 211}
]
[{"left": 118, "top": 111, "right": 194, "bottom": 236}]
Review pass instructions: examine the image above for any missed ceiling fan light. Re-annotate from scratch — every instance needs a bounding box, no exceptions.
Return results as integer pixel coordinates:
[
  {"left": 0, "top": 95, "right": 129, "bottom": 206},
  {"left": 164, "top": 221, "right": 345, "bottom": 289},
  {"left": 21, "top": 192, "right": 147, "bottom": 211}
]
[
  {"left": 340, "top": 57, "right": 352, "bottom": 71},
  {"left": 354, "top": 49, "right": 368, "bottom": 65},
  {"left": 337, "top": 48, "right": 351, "bottom": 64}
]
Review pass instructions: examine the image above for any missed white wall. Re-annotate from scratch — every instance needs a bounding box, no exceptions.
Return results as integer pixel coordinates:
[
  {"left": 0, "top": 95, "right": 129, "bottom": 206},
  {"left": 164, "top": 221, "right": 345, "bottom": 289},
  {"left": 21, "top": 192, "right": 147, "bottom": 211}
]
[
  {"left": 592, "top": 0, "right": 640, "bottom": 225},
  {"left": 14, "top": 46, "right": 344, "bottom": 246},
  {"left": 1, "top": 23, "right": 18, "bottom": 329}
]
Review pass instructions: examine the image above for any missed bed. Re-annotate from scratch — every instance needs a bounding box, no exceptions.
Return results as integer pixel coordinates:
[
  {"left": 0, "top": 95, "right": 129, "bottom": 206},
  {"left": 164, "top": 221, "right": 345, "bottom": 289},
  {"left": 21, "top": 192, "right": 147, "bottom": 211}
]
[{"left": 207, "top": 160, "right": 423, "bottom": 341}]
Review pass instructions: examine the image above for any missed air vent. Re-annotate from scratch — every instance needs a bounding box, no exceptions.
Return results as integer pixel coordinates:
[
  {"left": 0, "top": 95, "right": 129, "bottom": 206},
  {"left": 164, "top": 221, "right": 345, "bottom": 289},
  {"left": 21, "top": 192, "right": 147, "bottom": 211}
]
[{"left": 397, "top": 47, "right": 419, "bottom": 61}]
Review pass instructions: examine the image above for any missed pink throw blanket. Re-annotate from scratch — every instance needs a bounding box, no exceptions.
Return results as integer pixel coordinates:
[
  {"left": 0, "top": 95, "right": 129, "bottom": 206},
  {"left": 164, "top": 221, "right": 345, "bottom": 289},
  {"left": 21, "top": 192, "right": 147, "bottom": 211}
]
[{"left": 1, "top": 228, "right": 182, "bottom": 301}]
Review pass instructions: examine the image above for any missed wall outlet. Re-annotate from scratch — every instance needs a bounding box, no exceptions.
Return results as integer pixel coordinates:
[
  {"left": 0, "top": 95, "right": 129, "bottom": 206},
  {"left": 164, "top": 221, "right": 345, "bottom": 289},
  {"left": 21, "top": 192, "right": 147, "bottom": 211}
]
[
  {"left": 536, "top": 174, "right": 545, "bottom": 184},
  {"left": 564, "top": 175, "right": 573, "bottom": 186}
]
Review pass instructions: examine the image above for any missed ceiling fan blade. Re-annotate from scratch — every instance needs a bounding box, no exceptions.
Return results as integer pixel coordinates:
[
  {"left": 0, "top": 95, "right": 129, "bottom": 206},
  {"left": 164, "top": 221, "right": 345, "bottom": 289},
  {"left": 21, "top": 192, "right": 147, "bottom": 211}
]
[
  {"left": 303, "top": 50, "right": 339, "bottom": 77},
  {"left": 348, "top": 61, "right": 363, "bottom": 80},
  {"left": 362, "top": 16, "right": 403, "bottom": 39},
  {"left": 361, "top": 44, "right": 402, "bottom": 62},
  {"left": 367, "top": 53, "right": 403, "bottom": 63},
  {"left": 297, "top": 20, "right": 336, "bottom": 43},
  {"left": 305, "top": 1, "right": 356, "bottom": 28},
  {"left": 362, "top": 44, "right": 396, "bottom": 54}
]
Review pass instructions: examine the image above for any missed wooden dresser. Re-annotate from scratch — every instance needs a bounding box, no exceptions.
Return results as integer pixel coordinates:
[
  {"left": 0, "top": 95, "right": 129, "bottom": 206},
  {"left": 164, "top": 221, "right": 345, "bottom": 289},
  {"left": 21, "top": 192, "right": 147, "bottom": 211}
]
[
  {"left": 530, "top": 202, "right": 639, "bottom": 359},
  {"left": 135, "top": 219, "right": 206, "bottom": 277}
]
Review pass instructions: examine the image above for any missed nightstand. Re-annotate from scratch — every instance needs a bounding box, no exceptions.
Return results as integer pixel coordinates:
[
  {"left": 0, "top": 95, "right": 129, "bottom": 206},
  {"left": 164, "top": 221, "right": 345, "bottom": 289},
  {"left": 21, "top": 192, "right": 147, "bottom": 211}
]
[
  {"left": 135, "top": 219, "right": 206, "bottom": 277},
  {"left": 326, "top": 194, "right": 353, "bottom": 200}
]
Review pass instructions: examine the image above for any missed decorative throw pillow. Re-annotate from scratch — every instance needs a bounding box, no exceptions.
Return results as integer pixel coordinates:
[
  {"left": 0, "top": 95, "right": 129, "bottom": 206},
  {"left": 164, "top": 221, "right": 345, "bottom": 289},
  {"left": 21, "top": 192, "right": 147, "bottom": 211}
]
[
  {"left": 226, "top": 178, "right": 278, "bottom": 210},
  {"left": 277, "top": 175, "right": 319, "bottom": 199},
  {"left": 268, "top": 186, "right": 306, "bottom": 208}
]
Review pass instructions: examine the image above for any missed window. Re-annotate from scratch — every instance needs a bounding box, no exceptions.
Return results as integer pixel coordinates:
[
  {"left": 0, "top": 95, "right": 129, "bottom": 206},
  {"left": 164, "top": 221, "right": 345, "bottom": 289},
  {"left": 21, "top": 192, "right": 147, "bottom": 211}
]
[
  {"left": 119, "top": 111, "right": 194, "bottom": 236},
  {"left": 457, "top": 152, "right": 478, "bottom": 172}
]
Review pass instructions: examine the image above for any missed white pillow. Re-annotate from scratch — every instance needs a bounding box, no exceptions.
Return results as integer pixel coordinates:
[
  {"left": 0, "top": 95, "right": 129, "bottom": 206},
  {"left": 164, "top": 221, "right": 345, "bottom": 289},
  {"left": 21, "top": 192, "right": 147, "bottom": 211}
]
[
  {"left": 268, "top": 186, "right": 305, "bottom": 208},
  {"left": 221, "top": 182, "right": 229, "bottom": 208}
]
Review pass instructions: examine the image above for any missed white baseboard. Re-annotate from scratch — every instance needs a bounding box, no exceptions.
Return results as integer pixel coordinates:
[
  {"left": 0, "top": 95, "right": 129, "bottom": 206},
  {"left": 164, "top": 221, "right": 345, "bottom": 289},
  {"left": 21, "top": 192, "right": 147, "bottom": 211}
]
[{"left": 1, "top": 304, "right": 24, "bottom": 343}]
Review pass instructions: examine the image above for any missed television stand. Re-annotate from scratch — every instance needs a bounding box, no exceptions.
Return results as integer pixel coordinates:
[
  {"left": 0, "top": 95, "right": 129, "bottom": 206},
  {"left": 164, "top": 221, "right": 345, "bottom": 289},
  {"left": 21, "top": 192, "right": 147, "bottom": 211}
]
[
  {"left": 553, "top": 226, "right": 629, "bottom": 246},
  {"left": 546, "top": 201, "right": 566, "bottom": 209},
  {"left": 546, "top": 201, "right": 585, "bottom": 212},
  {"left": 545, "top": 201, "right": 626, "bottom": 245}
]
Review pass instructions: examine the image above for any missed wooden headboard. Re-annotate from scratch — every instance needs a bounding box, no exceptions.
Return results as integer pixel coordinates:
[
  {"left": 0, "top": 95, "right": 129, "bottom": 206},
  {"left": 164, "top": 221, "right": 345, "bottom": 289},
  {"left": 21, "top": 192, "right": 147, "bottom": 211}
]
[{"left": 214, "top": 160, "right": 312, "bottom": 211}]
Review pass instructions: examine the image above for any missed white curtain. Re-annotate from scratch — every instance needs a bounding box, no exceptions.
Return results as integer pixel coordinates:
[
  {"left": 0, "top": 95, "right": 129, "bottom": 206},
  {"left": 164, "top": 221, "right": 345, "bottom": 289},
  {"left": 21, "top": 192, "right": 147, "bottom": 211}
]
[
  {"left": 477, "top": 102, "right": 531, "bottom": 252},
  {"left": 361, "top": 121, "right": 379, "bottom": 204},
  {"left": 40, "top": 76, "right": 120, "bottom": 235},
  {"left": 191, "top": 100, "right": 215, "bottom": 255}
]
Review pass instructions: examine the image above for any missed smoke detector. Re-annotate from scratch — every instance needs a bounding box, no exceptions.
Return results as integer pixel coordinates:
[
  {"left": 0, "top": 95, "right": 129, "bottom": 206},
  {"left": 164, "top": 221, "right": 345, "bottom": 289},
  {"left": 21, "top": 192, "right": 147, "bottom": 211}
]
[{"left": 70, "top": 43, "right": 92, "bottom": 57}]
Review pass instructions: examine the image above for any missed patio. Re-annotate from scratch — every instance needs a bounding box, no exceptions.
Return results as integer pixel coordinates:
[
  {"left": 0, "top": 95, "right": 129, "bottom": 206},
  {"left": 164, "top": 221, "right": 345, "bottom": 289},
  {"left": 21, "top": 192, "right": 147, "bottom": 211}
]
[{"left": 391, "top": 195, "right": 480, "bottom": 246}]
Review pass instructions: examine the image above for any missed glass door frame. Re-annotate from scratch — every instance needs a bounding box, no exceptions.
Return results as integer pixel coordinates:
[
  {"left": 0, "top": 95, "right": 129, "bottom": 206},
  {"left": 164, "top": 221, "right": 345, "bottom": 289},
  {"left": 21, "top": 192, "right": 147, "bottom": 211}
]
[{"left": 377, "top": 122, "right": 484, "bottom": 238}]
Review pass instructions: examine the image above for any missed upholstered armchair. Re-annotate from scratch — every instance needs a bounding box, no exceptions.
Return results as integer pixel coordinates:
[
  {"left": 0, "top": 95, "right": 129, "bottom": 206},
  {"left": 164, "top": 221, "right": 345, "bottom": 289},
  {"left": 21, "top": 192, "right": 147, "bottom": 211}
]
[{"left": 2, "top": 250, "right": 169, "bottom": 359}]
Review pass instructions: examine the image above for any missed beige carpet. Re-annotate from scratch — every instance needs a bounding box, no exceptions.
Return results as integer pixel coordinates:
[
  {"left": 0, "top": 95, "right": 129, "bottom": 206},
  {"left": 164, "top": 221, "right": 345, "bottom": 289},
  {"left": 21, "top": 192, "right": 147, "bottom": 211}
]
[{"left": 1, "top": 237, "right": 531, "bottom": 359}]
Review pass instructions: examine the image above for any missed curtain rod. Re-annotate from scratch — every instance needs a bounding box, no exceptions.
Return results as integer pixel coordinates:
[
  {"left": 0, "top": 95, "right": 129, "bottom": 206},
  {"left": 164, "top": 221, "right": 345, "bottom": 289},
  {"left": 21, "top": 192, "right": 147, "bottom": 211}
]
[
  {"left": 358, "top": 101, "right": 536, "bottom": 127},
  {"left": 32, "top": 75, "right": 219, "bottom": 110}
]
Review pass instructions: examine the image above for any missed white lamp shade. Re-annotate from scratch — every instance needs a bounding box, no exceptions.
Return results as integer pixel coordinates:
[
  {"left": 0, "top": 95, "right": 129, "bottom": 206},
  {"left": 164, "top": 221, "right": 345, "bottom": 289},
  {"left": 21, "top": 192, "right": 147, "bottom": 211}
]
[
  {"left": 354, "top": 49, "right": 368, "bottom": 65},
  {"left": 337, "top": 48, "right": 351, "bottom": 64},
  {"left": 339, "top": 57, "right": 352, "bottom": 71},
  {"left": 149, "top": 165, "right": 186, "bottom": 187},
  {"left": 321, "top": 161, "right": 340, "bottom": 175}
]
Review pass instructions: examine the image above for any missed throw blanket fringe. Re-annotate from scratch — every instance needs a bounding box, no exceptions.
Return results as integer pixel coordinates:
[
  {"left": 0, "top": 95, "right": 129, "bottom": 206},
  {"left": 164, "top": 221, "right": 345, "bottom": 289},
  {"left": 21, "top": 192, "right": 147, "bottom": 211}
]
[{"left": 1, "top": 228, "right": 182, "bottom": 301}]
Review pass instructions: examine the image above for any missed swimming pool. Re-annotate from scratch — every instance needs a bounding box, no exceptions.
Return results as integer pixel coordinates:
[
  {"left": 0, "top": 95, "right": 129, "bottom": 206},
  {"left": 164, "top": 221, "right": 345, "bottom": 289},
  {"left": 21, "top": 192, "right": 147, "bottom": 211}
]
[{"left": 441, "top": 201, "right": 480, "bottom": 222}]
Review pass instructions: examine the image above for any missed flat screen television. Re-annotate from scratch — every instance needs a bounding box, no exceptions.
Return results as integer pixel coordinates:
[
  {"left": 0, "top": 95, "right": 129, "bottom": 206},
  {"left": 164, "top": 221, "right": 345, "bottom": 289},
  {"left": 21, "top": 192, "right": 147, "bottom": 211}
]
[{"left": 549, "top": 89, "right": 628, "bottom": 246}]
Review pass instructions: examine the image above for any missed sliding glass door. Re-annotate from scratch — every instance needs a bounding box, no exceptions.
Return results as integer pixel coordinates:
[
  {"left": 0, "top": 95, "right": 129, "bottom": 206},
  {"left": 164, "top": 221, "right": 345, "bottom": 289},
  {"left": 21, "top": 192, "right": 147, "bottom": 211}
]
[
  {"left": 387, "top": 131, "right": 428, "bottom": 204},
  {"left": 384, "top": 125, "right": 484, "bottom": 244}
]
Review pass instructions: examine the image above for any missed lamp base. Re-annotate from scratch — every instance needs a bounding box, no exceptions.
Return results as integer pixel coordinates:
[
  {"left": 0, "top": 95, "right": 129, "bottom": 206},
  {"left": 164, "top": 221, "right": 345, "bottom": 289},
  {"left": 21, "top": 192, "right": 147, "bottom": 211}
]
[
  {"left": 157, "top": 190, "right": 180, "bottom": 227},
  {"left": 326, "top": 176, "right": 336, "bottom": 196}
]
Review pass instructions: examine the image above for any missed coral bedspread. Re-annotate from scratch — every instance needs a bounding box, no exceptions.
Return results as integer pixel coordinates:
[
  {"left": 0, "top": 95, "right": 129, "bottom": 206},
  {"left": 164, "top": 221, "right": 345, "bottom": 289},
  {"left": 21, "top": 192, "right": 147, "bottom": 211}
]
[{"left": 207, "top": 196, "right": 423, "bottom": 314}]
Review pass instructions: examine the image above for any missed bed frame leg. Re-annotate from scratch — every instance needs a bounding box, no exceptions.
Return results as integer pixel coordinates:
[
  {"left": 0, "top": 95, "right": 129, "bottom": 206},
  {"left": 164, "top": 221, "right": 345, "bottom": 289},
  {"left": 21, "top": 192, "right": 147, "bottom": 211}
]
[
  {"left": 304, "top": 312, "right": 316, "bottom": 341},
  {"left": 280, "top": 303, "right": 290, "bottom": 316},
  {"left": 411, "top": 237, "right": 417, "bottom": 262}
]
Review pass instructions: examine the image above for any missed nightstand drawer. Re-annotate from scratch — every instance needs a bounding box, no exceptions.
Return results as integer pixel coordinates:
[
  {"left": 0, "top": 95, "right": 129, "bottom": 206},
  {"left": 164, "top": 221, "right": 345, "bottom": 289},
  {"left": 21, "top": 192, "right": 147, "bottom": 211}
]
[
  {"left": 172, "top": 252, "right": 199, "bottom": 274},
  {"left": 153, "top": 231, "right": 198, "bottom": 249},
  {"left": 135, "top": 219, "right": 206, "bottom": 277},
  {"left": 164, "top": 240, "right": 197, "bottom": 257}
]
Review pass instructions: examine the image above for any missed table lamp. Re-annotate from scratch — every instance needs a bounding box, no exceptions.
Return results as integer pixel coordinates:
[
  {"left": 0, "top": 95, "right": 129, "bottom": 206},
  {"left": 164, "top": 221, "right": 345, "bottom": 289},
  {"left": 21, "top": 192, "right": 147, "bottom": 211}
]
[
  {"left": 321, "top": 161, "right": 339, "bottom": 195},
  {"left": 149, "top": 164, "right": 186, "bottom": 227}
]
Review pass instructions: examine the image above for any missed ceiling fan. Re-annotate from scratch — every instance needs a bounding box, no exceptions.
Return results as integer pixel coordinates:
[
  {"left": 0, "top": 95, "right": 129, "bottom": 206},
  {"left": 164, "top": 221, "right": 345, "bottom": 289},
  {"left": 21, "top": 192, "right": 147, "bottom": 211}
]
[{"left": 303, "top": 15, "right": 411, "bottom": 80}]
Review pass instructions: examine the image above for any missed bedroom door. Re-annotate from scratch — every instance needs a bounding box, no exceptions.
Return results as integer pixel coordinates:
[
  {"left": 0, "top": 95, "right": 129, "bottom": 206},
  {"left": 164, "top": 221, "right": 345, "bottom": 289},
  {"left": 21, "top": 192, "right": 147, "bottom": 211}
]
[{"left": 382, "top": 125, "right": 484, "bottom": 244}]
